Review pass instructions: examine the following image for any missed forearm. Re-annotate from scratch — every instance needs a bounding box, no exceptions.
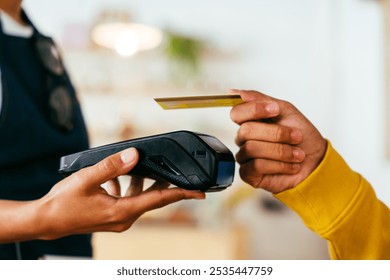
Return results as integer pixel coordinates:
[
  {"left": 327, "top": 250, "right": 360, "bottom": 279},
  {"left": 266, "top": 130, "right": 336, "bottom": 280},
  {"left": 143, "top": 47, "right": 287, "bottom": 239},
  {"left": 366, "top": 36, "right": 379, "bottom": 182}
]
[
  {"left": 0, "top": 199, "right": 44, "bottom": 243},
  {"left": 275, "top": 141, "right": 390, "bottom": 259}
]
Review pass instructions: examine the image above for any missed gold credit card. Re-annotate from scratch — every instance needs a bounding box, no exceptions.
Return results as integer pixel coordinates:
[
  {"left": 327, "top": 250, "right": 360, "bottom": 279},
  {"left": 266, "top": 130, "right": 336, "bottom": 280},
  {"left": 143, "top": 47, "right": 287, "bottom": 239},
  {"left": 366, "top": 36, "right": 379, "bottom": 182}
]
[{"left": 154, "top": 94, "right": 243, "bottom": 109}]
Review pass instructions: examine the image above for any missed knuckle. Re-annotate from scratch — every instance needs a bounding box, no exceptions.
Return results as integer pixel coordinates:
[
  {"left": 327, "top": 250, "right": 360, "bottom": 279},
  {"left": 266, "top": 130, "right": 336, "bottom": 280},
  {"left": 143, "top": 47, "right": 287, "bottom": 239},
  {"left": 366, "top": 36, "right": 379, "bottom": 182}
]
[
  {"left": 100, "top": 157, "right": 118, "bottom": 175},
  {"left": 237, "top": 125, "right": 244, "bottom": 140},
  {"left": 253, "top": 159, "right": 265, "bottom": 172},
  {"left": 239, "top": 166, "right": 251, "bottom": 183},
  {"left": 236, "top": 129, "right": 244, "bottom": 145},
  {"left": 292, "top": 163, "right": 301, "bottom": 172},
  {"left": 273, "top": 126, "right": 285, "bottom": 142},
  {"left": 281, "top": 100, "right": 293, "bottom": 109},
  {"left": 155, "top": 189, "right": 169, "bottom": 209},
  {"left": 241, "top": 141, "right": 252, "bottom": 155},
  {"left": 275, "top": 144, "right": 288, "bottom": 159},
  {"left": 252, "top": 102, "right": 262, "bottom": 119},
  {"left": 230, "top": 108, "right": 239, "bottom": 123},
  {"left": 69, "top": 172, "right": 83, "bottom": 185},
  {"left": 239, "top": 163, "right": 263, "bottom": 189},
  {"left": 235, "top": 149, "right": 245, "bottom": 164},
  {"left": 283, "top": 162, "right": 300, "bottom": 173},
  {"left": 240, "top": 141, "right": 255, "bottom": 159},
  {"left": 254, "top": 176, "right": 267, "bottom": 190},
  {"left": 282, "top": 100, "right": 298, "bottom": 113},
  {"left": 234, "top": 134, "right": 240, "bottom": 146},
  {"left": 238, "top": 122, "right": 252, "bottom": 140}
]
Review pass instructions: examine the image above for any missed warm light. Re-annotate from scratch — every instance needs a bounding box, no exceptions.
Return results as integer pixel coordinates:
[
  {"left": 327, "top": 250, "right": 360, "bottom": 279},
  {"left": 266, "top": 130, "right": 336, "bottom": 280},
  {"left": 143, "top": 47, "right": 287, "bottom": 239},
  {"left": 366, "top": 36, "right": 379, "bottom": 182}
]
[
  {"left": 115, "top": 30, "right": 139, "bottom": 56},
  {"left": 92, "top": 23, "right": 163, "bottom": 56}
]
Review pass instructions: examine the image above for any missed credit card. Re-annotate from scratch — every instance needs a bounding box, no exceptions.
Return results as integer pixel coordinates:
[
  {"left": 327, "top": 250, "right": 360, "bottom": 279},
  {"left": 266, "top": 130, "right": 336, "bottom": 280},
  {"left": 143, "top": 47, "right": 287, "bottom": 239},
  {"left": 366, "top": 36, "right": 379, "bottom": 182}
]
[{"left": 154, "top": 94, "right": 243, "bottom": 109}]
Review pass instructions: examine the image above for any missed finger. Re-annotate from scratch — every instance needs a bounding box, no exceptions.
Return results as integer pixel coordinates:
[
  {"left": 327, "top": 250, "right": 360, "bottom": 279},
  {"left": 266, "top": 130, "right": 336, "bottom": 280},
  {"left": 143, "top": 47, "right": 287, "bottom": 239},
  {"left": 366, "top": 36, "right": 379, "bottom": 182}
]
[
  {"left": 126, "top": 176, "right": 144, "bottom": 197},
  {"left": 70, "top": 148, "right": 139, "bottom": 190},
  {"left": 235, "top": 122, "right": 303, "bottom": 146},
  {"left": 120, "top": 188, "right": 206, "bottom": 215},
  {"left": 239, "top": 159, "right": 301, "bottom": 179},
  {"left": 236, "top": 140, "right": 305, "bottom": 164},
  {"left": 106, "top": 178, "right": 121, "bottom": 197},
  {"left": 230, "top": 101, "right": 280, "bottom": 124},
  {"left": 145, "top": 180, "right": 170, "bottom": 192}
]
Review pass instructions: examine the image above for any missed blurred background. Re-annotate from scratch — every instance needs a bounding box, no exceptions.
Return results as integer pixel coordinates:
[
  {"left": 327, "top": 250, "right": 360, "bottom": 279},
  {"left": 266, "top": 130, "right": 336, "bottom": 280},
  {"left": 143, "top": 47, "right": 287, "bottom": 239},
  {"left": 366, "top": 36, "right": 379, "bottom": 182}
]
[{"left": 23, "top": 0, "right": 390, "bottom": 259}]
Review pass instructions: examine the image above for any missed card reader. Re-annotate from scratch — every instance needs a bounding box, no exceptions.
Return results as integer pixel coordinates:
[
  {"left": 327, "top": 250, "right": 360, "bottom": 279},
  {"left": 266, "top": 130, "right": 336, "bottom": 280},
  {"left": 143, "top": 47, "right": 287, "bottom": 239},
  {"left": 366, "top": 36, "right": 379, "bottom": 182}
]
[{"left": 59, "top": 131, "right": 235, "bottom": 192}]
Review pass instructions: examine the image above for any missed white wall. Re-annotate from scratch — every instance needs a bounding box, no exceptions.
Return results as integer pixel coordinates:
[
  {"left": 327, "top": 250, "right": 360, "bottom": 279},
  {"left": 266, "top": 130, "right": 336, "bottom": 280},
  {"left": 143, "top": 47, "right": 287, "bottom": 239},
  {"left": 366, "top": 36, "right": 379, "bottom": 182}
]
[{"left": 328, "top": 0, "right": 390, "bottom": 204}]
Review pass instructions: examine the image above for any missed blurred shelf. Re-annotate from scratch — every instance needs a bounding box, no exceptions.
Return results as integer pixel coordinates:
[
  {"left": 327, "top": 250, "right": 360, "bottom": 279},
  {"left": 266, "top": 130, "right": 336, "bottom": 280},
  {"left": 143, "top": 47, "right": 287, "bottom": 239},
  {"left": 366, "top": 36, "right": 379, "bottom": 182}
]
[{"left": 62, "top": 48, "right": 241, "bottom": 97}]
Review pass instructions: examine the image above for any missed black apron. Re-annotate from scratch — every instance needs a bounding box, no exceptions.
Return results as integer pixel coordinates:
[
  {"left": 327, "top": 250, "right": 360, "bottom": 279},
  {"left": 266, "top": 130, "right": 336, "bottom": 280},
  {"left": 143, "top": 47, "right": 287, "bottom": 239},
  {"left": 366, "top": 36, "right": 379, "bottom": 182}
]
[{"left": 0, "top": 11, "right": 92, "bottom": 259}]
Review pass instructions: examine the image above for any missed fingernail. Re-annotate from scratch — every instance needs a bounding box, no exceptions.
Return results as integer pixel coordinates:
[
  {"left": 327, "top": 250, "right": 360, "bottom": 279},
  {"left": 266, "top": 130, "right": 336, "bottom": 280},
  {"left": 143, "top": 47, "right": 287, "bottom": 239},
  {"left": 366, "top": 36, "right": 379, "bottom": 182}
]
[
  {"left": 293, "top": 149, "right": 305, "bottom": 161},
  {"left": 120, "top": 148, "right": 137, "bottom": 164},
  {"left": 265, "top": 102, "right": 279, "bottom": 114},
  {"left": 290, "top": 129, "right": 303, "bottom": 143}
]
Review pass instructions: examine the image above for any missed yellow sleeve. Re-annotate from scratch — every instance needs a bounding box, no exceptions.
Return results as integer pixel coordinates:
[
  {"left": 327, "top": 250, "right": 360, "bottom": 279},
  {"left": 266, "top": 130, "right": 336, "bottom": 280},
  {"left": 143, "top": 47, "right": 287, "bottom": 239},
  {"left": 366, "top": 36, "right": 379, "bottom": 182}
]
[{"left": 274, "top": 141, "right": 390, "bottom": 259}]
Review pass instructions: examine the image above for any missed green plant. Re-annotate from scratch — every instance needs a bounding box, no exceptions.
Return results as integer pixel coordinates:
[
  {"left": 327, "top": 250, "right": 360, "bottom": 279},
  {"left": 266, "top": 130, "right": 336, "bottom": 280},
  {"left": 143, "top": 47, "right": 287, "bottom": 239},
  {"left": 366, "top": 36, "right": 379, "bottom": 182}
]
[{"left": 164, "top": 31, "right": 204, "bottom": 82}]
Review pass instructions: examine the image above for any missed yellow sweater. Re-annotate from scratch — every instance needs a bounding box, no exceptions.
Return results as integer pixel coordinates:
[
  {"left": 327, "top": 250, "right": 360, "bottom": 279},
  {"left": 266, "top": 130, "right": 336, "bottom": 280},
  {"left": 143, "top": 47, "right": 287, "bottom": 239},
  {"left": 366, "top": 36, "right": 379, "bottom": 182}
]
[{"left": 275, "top": 142, "right": 390, "bottom": 259}]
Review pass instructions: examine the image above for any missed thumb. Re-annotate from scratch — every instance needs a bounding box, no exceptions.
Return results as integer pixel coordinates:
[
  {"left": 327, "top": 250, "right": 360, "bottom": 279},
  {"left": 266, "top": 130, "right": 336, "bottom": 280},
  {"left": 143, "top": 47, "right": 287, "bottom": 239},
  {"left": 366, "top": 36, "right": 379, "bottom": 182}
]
[{"left": 70, "top": 148, "right": 139, "bottom": 189}]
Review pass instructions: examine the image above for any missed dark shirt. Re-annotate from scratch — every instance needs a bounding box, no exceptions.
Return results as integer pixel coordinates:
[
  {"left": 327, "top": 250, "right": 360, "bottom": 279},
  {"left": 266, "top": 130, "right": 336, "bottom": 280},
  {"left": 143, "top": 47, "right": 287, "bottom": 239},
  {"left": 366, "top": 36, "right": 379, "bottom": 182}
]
[{"left": 0, "top": 11, "right": 92, "bottom": 259}]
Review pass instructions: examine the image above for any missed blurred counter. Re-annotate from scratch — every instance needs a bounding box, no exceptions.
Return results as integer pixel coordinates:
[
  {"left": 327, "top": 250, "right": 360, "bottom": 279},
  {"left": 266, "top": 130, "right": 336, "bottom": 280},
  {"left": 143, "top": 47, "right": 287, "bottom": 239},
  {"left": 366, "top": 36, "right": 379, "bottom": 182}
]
[{"left": 93, "top": 225, "right": 247, "bottom": 260}]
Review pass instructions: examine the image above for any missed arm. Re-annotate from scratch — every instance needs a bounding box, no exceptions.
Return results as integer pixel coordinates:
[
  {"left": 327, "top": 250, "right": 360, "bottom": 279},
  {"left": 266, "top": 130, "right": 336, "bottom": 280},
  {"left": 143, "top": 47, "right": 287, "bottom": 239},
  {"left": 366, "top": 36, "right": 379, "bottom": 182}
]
[
  {"left": 0, "top": 148, "right": 205, "bottom": 243},
  {"left": 275, "top": 141, "right": 390, "bottom": 259},
  {"left": 230, "top": 89, "right": 390, "bottom": 259}
]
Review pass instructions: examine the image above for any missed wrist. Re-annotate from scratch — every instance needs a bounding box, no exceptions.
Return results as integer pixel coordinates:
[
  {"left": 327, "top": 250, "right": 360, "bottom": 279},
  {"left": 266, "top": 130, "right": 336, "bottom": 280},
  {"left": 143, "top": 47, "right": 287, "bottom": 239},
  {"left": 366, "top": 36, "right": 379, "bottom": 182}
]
[
  {"left": 0, "top": 199, "right": 44, "bottom": 243},
  {"left": 33, "top": 196, "right": 66, "bottom": 240},
  {"left": 274, "top": 141, "right": 361, "bottom": 233},
  {"left": 20, "top": 199, "right": 48, "bottom": 241},
  {"left": 305, "top": 137, "right": 328, "bottom": 177},
  {"left": 314, "top": 137, "right": 328, "bottom": 167}
]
